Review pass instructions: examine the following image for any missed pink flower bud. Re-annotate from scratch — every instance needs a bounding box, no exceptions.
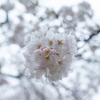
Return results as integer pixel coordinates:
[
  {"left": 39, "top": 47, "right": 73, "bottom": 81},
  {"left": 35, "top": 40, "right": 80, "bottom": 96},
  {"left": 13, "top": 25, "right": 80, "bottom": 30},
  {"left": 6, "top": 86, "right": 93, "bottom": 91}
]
[
  {"left": 51, "top": 48, "right": 56, "bottom": 55},
  {"left": 40, "top": 47, "right": 45, "bottom": 51}
]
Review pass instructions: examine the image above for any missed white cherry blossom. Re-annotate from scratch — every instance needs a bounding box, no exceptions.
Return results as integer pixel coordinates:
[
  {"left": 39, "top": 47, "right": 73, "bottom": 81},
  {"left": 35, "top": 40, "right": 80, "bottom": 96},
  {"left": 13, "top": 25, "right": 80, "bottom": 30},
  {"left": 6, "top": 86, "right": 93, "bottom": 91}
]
[{"left": 23, "top": 26, "right": 77, "bottom": 82}]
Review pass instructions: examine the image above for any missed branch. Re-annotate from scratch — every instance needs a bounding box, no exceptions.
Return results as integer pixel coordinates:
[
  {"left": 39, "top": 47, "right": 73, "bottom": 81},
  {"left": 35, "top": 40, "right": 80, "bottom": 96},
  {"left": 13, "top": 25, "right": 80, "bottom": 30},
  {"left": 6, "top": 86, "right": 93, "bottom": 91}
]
[
  {"left": 0, "top": 11, "right": 8, "bottom": 26},
  {"left": 85, "top": 29, "right": 100, "bottom": 42},
  {"left": 1, "top": 73, "right": 23, "bottom": 78}
]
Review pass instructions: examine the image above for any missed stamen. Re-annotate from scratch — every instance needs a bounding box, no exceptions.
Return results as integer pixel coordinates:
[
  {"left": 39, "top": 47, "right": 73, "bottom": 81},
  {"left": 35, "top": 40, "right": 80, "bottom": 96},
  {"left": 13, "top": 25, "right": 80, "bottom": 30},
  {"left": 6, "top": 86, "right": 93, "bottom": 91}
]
[
  {"left": 45, "top": 49, "right": 50, "bottom": 55},
  {"left": 58, "top": 61, "right": 62, "bottom": 65},
  {"left": 49, "top": 40, "right": 53, "bottom": 45},
  {"left": 37, "top": 44, "right": 41, "bottom": 49},
  {"left": 58, "top": 40, "right": 64, "bottom": 46}
]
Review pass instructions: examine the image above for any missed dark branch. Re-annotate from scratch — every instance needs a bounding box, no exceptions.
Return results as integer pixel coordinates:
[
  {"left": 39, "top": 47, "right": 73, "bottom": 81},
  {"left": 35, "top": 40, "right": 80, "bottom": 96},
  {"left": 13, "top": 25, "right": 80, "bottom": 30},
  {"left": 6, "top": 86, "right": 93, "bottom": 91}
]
[
  {"left": 85, "top": 29, "right": 100, "bottom": 42},
  {"left": 0, "top": 11, "right": 8, "bottom": 26}
]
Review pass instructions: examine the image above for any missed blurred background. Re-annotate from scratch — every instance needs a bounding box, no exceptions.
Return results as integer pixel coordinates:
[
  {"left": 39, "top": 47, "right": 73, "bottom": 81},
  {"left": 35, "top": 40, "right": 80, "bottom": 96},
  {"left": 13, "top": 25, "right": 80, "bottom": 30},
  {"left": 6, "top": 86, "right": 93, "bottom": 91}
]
[{"left": 0, "top": 0, "right": 100, "bottom": 100}]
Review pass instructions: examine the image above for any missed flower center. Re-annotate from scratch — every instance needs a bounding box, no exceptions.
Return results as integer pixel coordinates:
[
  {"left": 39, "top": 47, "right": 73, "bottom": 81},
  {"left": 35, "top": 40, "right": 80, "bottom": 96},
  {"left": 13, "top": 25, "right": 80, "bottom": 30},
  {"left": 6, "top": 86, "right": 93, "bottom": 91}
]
[
  {"left": 38, "top": 52, "right": 41, "bottom": 56},
  {"left": 56, "top": 53, "right": 60, "bottom": 56},
  {"left": 58, "top": 40, "right": 63, "bottom": 46},
  {"left": 45, "top": 56, "right": 50, "bottom": 61},
  {"left": 37, "top": 44, "right": 41, "bottom": 49},
  {"left": 45, "top": 49, "right": 50, "bottom": 55},
  {"left": 49, "top": 40, "right": 53, "bottom": 45},
  {"left": 58, "top": 61, "right": 62, "bottom": 65}
]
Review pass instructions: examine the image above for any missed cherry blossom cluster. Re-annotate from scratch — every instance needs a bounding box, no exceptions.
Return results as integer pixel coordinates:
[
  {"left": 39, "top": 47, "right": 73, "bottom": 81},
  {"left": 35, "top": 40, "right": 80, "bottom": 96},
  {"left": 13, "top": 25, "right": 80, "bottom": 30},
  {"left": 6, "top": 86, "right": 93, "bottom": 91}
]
[{"left": 23, "top": 26, "right": 77, "bottom": 81}]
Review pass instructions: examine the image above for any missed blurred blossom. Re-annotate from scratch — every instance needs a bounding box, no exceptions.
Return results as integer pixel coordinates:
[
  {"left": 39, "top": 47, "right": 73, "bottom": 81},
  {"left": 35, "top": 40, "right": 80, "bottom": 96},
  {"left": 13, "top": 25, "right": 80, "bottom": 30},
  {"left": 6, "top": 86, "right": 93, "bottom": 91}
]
[
  {"left": 1, "top": 1, "right": 14, "bottom": 12},
  {"left": 78, "top": 1, "right": 91, "bottom": 10},
  {"left": 0, "top": 0, "right": 100, "bottom": 100},
  {"left": 59, "top": 6, "right": 74, "bottom": 17}
]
